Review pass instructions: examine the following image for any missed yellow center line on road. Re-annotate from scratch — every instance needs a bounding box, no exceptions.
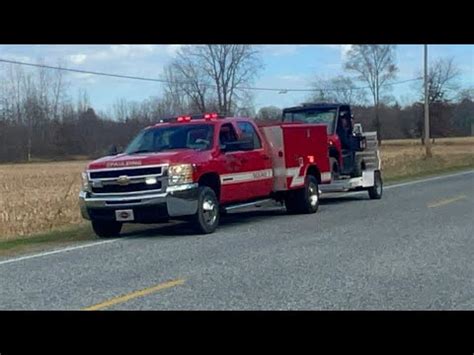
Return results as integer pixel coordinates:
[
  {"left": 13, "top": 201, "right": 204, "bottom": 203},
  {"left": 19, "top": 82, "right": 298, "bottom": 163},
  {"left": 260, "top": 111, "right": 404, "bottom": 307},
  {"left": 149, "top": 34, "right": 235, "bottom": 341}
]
[
  {"left": 83, "top": 278, "right": 186, "bottom": 311},
  {"left": 427, "top": 195, "right": 467, "bottom": 208}
]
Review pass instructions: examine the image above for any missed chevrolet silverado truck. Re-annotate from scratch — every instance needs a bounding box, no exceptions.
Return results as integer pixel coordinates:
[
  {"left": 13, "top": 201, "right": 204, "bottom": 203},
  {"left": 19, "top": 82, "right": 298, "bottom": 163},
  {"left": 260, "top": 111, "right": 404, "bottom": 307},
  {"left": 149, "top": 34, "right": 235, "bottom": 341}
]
[{"left": 79, "top": 113, "right": 331, "bottom": 238}]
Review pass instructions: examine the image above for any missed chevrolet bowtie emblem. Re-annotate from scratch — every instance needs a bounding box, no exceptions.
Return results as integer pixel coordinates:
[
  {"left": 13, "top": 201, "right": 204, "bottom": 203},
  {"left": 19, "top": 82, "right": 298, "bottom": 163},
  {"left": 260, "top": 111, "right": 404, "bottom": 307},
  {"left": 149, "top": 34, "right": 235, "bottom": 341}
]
[{"left": 116, "top": 175, "right": 130, "bottom": 185}]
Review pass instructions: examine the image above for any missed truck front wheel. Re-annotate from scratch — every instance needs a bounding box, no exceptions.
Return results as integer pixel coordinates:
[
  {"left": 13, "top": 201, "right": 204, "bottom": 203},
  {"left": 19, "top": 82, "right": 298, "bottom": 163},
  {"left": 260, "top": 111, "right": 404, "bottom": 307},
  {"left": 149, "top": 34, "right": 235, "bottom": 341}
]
[
  {"left": 192, "top": 186, "right": 220, "bottom": 234},
  {"left": 91, "top": 220, "right": 122, "bottom": 238},
  {"left": 285, "top": 175, "right": 320, "bottom": 214}
]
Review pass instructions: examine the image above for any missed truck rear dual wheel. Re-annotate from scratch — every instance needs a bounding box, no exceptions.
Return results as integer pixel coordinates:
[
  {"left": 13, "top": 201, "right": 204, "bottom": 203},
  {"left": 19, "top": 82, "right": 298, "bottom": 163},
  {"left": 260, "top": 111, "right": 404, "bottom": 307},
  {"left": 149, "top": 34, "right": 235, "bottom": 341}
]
[
  {"left": 285, "top": 175, "right": 320, "bottom": 214},
  {"left": 368, "top": 171, "right": 383, "bottom": 199},
  {"left": 92, "top": 220, "right": 122, "bottom": 238},
  {"left": 192, "top": 186, "right": 220, "bottom": 234}
]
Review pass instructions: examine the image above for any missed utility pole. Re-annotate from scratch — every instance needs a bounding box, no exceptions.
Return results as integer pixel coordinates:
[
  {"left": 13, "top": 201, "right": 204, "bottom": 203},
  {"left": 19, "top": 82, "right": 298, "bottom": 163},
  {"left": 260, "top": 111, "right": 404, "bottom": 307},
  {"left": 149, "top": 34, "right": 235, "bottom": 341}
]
[{"left": 424, "top": 44, "right": 432, "bottom": 158}]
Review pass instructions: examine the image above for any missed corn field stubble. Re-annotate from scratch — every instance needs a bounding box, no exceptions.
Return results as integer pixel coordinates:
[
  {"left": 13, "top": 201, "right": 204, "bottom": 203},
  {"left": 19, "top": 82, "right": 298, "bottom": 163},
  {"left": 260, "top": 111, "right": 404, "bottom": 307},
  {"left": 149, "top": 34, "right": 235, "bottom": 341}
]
[
  {"left": 0, "top": 137, "right": 473, "bottom": 242},
  {"left": 0, "top": 161, "right": 87, "bottom": 240}
]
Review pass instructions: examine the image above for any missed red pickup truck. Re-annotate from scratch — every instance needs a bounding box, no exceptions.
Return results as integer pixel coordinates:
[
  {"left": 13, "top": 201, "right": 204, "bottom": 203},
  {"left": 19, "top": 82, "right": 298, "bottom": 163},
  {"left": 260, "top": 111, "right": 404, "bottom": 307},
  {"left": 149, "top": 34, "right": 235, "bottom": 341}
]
[{"left": 79, "top": 113, "right": 331, "bottom": 237}]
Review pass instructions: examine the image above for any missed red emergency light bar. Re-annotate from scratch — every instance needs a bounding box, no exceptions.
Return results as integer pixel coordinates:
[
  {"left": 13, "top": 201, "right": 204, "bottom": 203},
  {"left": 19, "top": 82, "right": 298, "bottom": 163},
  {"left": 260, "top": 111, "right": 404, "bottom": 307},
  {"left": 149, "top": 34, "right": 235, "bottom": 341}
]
[
  {"left": 204, "top": 112, "right": 219, "bottom": 119},
  {"left": 159, "top": 112, "right": 222, "bottom": 125}
]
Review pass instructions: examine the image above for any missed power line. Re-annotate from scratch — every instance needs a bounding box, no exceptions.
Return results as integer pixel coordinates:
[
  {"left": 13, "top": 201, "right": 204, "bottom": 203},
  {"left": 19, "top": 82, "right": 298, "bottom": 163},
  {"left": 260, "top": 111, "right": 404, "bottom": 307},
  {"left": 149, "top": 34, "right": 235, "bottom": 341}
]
[{"left": 0, "top": 58, "right": 423, "bottom": 93}]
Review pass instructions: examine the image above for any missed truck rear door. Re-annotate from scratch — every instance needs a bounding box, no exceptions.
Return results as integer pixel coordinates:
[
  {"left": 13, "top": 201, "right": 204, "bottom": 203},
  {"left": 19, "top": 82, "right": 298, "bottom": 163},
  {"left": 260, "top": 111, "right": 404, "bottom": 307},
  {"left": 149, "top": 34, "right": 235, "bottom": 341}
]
[{"left": 235, "top": 121, "right": 273, "bottom": 199}]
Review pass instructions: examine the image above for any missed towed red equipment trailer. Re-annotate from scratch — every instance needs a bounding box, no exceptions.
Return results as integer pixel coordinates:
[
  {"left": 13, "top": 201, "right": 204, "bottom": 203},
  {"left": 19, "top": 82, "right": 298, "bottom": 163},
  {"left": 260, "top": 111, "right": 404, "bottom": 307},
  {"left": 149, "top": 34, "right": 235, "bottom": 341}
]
[
  {"left": 79, "top": 114, "right": 331, "bottom": 237},
  {"left": 282, "top": 103, "right": 383, "bottom": 199}
]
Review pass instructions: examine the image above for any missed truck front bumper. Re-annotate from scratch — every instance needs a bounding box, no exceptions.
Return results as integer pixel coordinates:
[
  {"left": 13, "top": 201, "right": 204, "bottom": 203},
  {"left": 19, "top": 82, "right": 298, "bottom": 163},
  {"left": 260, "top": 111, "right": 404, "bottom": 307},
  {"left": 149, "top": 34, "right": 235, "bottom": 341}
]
[{"left": 79, "top": 183, "right": 199, "bottom": 223}]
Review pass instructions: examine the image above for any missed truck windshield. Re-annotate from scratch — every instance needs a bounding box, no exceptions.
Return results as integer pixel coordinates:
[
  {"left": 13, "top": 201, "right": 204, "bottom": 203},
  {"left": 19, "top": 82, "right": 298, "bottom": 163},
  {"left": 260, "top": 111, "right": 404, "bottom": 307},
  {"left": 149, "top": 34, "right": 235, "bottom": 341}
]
[
  {"left": 124, "top": 124, "right": 214, "bottom": 154},
  {"left": 283, "top": 109, "right": 337, "bottom": 135}
]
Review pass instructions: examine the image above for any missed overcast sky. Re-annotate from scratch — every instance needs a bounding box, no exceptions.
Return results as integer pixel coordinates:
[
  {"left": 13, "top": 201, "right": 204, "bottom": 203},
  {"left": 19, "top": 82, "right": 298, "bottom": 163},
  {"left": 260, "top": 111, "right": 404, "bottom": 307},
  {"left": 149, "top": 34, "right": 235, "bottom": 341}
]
[{"left": 0, "top": 45, "right": 472, "bottom": 113}]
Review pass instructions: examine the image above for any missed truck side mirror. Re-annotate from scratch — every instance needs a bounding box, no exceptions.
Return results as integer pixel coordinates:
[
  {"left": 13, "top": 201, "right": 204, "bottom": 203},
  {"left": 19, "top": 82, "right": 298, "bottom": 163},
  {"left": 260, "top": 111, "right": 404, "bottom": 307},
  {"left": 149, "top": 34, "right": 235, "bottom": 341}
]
[
  {"left": 353, "top": 123, "right": 363, "bottom": 135},
  {"left": 107, "top": 145, "right": 121, "bottom": 156}
]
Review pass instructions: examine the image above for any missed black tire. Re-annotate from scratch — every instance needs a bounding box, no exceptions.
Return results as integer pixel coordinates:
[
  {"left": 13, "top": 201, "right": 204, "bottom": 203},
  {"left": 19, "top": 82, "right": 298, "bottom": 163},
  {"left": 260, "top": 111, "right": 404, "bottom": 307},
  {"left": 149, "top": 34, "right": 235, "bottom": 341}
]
[
  {"left": 330, "top": 157, "right": 340, "bottom": 181},
  {"left": 192, "top": 186, "right": 220, "bottom": 234},
  {"left": 368, "top": 170, "right": 383, "bottom": 200},
  {"left": 91, "top": 220, "right": 122, "bottom": 238},
  {"left": 285, "top": 175, "right": 320, "bottom": 214},
  {"left": 284, "top": 190, "right": 299, "bottom": 214}
]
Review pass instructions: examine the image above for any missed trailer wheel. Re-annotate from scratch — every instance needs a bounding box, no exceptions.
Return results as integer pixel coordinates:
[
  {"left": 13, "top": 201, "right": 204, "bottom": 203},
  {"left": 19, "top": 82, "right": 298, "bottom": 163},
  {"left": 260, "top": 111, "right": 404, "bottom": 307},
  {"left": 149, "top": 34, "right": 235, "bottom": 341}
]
[
  {"left": 368, "top": 171, "right": 383, "bottom": 200},
  {"left": 285, "top": 175, "right": 320, "bottom": 214},
  {"left": 192, "top": 186, "right": 220, "bottom": 234},
  {"left": 91, "top": 220, "right": 122, "bottom": 238}
]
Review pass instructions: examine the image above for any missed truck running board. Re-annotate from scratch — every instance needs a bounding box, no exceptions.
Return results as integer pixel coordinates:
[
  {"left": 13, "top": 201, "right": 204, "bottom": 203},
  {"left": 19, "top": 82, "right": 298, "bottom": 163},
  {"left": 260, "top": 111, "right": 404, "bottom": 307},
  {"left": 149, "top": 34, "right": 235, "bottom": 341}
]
[{"left": 223, "top": 198, "right": 278, "bottom": 213}]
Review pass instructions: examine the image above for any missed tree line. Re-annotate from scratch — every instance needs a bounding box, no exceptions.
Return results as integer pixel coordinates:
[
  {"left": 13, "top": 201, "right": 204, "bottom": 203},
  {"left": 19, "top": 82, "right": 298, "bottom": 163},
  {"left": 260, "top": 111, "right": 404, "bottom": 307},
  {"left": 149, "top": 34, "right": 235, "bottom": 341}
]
[{"left": 0, "top": 45, "right": 472, "bottom": 163}]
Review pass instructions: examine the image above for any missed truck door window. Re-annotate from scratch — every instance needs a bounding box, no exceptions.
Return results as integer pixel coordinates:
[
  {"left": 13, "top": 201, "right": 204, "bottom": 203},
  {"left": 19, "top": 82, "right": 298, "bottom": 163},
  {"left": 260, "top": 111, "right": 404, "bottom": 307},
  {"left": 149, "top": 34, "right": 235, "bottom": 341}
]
[
  {"left": 237, "top": 121, "right": 262, "bottom": 149},
  {"left": 282, "top": 109, "right": 337, "bottom": 135},
  {"left": 219, "top": 123, "right": 238, "bottom": 146}
]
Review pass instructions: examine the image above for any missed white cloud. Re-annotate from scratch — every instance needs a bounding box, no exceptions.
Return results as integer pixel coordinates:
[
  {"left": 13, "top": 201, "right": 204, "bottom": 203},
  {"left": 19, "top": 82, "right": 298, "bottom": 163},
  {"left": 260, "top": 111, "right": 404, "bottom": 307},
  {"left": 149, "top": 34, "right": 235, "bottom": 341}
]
[
  {"left": 110, "top": 45, "right": 156, "bottom": 56},
  {"left": 166, "top": 45, "right": 183, "bottom": 56},
  {"left": 323, "top": 44, "right": 353, "bottom": 59},
  {"left": 70, "top": 72, "right": 97, "bottom": 84},
  {"left": 340, "top": 45, "right": 352, "bottom": 57},
  {"left": 68, "top": 54, "right": 87, "bottom": 64},
  {"left": 261, "top": 45, "right": 310, "bottom": 57}
]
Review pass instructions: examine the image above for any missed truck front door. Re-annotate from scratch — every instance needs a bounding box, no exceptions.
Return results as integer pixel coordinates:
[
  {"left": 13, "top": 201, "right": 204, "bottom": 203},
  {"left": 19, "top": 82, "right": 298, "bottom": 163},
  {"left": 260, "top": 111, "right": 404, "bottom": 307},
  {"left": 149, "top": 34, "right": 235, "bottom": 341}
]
[{"left": 217, "top": 122, "right": 272, "bottom": 203}]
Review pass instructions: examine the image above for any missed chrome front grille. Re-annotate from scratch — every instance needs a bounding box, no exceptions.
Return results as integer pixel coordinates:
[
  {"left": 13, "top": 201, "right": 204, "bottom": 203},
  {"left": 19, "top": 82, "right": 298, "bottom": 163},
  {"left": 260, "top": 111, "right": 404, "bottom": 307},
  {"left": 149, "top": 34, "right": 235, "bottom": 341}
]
[
  {"left": 91, "top": 181, "right": 162, "bottom": 194},
  {"left": 89, "top": 166, "right": 163, "bottom": 179},
  {"left": 88, "top": 164, "right": 167, "bottom": 195}
]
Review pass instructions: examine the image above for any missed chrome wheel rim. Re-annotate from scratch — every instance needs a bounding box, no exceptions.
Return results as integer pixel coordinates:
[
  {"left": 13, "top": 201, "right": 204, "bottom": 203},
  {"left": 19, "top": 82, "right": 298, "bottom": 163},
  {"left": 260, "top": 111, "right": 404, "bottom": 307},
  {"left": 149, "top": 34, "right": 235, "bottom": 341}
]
[
  {"left": 309, "top": 183, "right": 318, "bottom": 207},
  {"left": 202, "top": 198, "right": 217, "bottom": 225}
]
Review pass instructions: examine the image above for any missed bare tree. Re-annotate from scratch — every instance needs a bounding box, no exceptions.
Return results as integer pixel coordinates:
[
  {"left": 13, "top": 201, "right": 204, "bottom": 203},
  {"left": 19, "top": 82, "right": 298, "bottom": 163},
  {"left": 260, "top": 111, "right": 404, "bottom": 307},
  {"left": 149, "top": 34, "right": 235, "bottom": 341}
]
[
  {"left": 161, "top": 66, "right": 189, "bottom": 115},
  {"left": 457, "top": 87, "right": 474, "bottom": 102},
  {"left": 344, "top": 45, "right": 398, "bottom": 143},
  {"left": 412, "top": 57, "right": 460, "bottom": 143},
  {"left": 415, "top": 57, "right": 460, "bottom": 104},
  {"left": 165, "top": 45, "right": 263, "bottom": 115},
  {"left": 112, "top": 98, "right": 130, "bottom": 122},
  {"left": 310, "top": 75, "right": 367, "bottom": 105},
  {"left": 164, "top": 49, "right": 211, "bottom": 113},
  {"left": 256, "top": 106, "right": 282, "bottom": 122}
]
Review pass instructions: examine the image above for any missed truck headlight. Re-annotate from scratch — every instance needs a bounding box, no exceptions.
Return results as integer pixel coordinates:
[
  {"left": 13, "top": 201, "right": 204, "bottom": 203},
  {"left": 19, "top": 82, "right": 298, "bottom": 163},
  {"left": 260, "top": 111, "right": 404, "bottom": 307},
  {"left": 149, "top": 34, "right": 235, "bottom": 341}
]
[
  {"left": 168, "top": 164, "right": 194, "bottom": 185},
  {"left": 81, "top": 172, "right": 91, "bottom": 192}
]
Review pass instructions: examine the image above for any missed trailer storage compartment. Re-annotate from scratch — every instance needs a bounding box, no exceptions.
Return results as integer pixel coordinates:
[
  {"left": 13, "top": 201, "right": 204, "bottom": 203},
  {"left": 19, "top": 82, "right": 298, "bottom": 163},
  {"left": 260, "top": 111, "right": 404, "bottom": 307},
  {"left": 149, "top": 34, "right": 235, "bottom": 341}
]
[{"left": 259, "top": 123, "right": 331, "bottom": 191}]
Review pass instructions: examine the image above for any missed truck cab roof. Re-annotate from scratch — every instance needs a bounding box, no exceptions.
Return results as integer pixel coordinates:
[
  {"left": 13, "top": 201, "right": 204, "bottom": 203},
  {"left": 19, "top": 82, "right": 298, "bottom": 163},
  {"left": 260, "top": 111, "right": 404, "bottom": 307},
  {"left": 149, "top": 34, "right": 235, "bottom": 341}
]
[
  {"left": 148, "top": 114, "right": 255, "bottom": 129},
  {"left": 283, "top": 103, "right": 349, "bottom": 112}
]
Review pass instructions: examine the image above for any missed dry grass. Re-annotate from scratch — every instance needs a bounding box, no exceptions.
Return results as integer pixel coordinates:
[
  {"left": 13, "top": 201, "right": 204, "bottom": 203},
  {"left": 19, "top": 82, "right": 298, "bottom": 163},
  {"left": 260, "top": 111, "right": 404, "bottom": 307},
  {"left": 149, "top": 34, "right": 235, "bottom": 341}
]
[
  {"left": 0, "top": 161, "right": 88, "bottom": 240},
  {"left": 0, "top": 137, "right": 473, "bottom": 241},
  {"left": 381, "top": 137, "right": 474, "bottom": 180}
]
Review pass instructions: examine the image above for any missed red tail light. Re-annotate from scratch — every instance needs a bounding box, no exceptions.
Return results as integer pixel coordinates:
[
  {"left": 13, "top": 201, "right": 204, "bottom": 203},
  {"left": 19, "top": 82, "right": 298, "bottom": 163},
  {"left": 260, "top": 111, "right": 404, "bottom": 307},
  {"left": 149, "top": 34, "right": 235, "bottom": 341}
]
[{"left": 177, "top": 116, "right": 191, "bottom": 122}]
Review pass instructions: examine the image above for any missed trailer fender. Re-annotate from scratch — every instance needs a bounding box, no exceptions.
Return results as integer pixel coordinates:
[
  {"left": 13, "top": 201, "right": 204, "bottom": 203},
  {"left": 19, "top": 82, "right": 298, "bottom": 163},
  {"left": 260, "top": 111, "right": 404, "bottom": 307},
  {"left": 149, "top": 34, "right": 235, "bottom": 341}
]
[{"left": 362, "top": 170, "right": 376, "bottom": 188}]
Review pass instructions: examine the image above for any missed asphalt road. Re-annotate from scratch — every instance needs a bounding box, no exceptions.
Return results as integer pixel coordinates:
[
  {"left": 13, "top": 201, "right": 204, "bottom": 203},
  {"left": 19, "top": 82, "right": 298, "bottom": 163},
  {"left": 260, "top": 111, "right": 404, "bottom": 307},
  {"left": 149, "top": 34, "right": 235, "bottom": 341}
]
[{"left": 1, "top": 170, "right": 473, "bottom": 310}]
